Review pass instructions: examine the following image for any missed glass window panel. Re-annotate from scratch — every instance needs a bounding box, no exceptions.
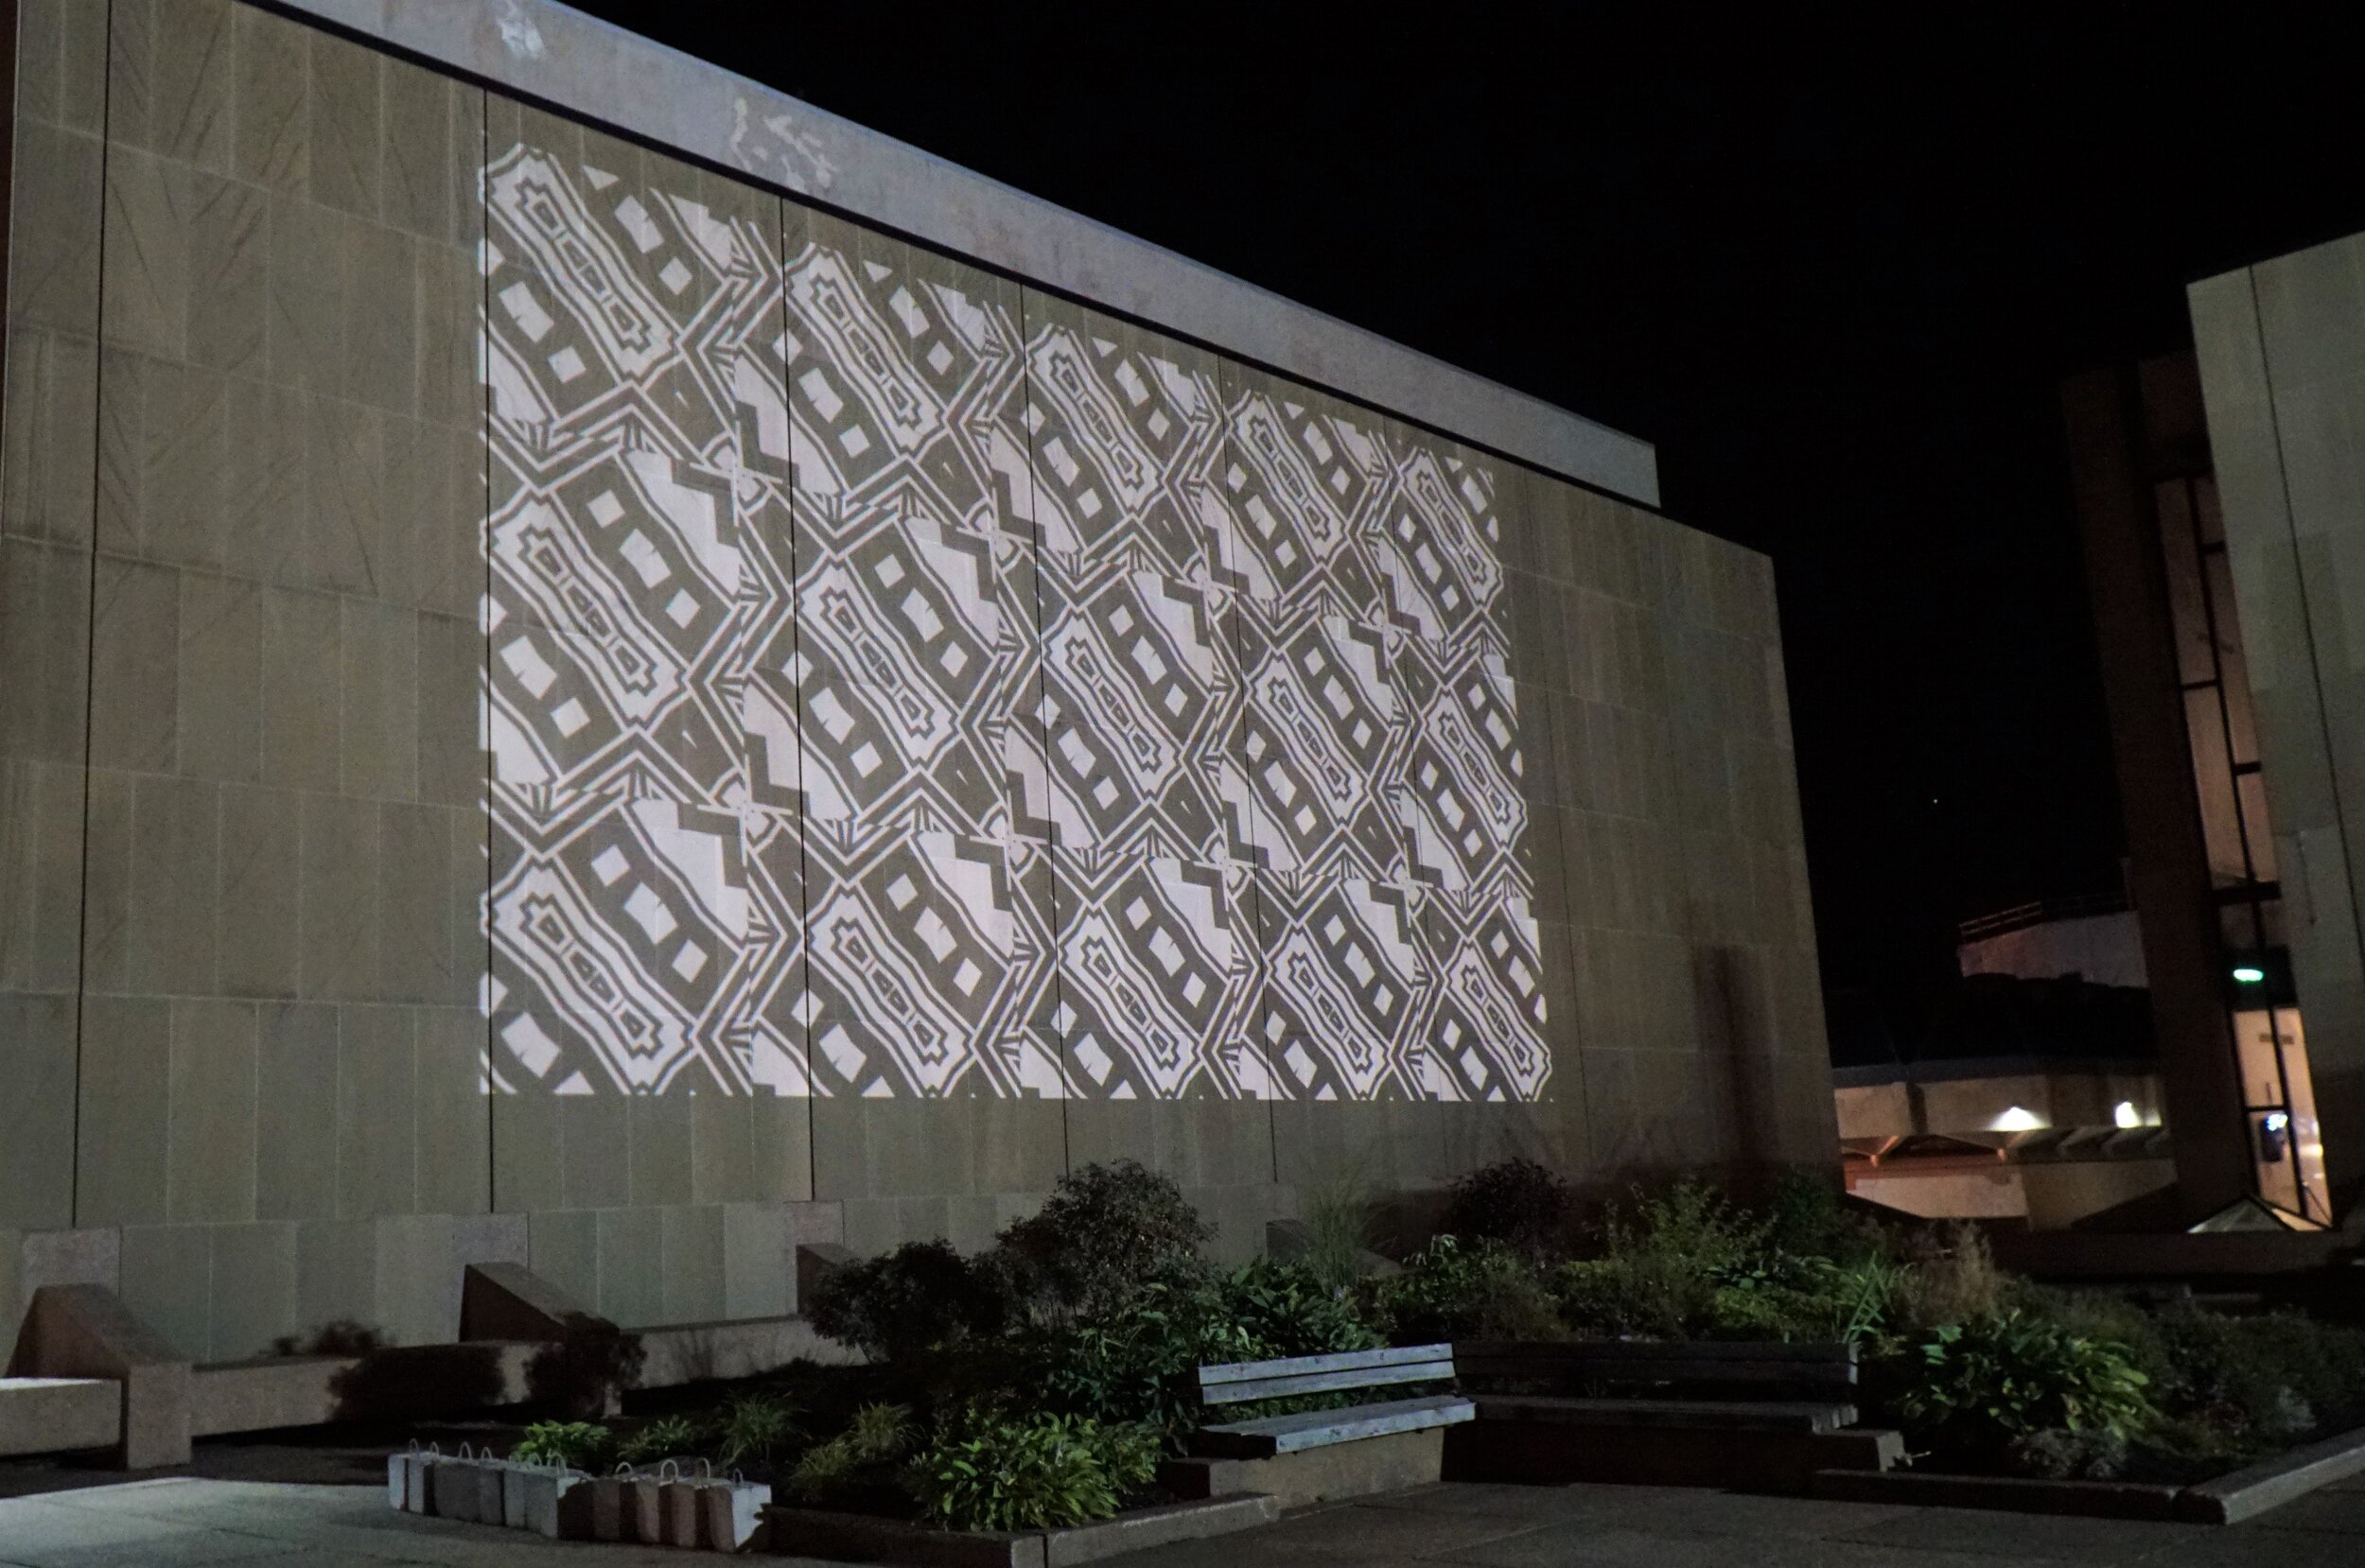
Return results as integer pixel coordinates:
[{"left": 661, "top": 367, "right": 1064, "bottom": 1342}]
[
  {"left": 2195, "top": 475, "right": 2226, "bottom": 545},
  {"left": 2272, "top": 1010, "right": 2332, "bottom": 1225},
  {"left": 2204, "top": 551, "right": 2260, "bottom": 764},
  {"left": 2250, "top": 1110, "right": 2303, "bottom": 1215},
  {"left": 2185, "top": 688, "right": 2248, "bottom": 885},
  {"left": 2259, "top": 896, "right": 2286, "bottom": 949},
  {"left": 2237, "top": 772, "right": 2278, "bottom": 883},
  {"left": 2156, "top": 482, "right": 2215, "bottom": 686},
  {"left": 2233, "top": 1008, "right": 2285, "bottom": 1108}
]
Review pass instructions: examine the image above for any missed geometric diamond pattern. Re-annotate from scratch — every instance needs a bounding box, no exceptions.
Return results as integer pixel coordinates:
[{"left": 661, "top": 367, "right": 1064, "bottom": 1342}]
[{"left": 477, "top": 136, "right": 1549, "bottom": 1104}]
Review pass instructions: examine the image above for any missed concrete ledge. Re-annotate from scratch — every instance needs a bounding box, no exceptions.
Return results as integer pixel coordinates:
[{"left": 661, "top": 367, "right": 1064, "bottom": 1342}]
[
  {"left": 762, "top": 1494, "right": 1279, "bottom": 1568},
  {"left": 2177, "top": 1420, "right": 2365, "bottom": 1524},
  {"left": 1447, "top": 1416, "right": 1901, "bottom": 1493},
  {"left": 0, "top": 1377, "right": 121, "bottom": 1457},
  {"left": 639, "top": 1314, "right": 861, "bottom": 1386},
  {"left": 460, "top": 1263, "right": 585, "bottom": 1341},
  {"left": 1812, "top": 1467, "right": 2184, "bottom": 1521},
  {"left": 1162, "top": 1426, "right": 1444, "bottom": 1509}
]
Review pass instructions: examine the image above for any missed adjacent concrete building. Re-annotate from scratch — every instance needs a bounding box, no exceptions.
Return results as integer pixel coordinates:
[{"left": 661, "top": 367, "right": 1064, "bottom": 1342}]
[
  {"left": 0, "top": 0, "right": 1832, "bottom": 1365},
  {"left": 2188, "top": 234, "right": 2365, "bottom": 1223}
]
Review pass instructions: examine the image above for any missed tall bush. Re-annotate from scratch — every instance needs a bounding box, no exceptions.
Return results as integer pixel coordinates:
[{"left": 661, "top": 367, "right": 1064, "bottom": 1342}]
[
  {"left": 808, "top": 1240, "right": 1011, "bottom": 1361},
  {"left": 1437, "top": 1157, "right": 1570, "bottom": 1259},
  {"left": 994, "top": 1160, "right": 1212, "bottom": 1320}
]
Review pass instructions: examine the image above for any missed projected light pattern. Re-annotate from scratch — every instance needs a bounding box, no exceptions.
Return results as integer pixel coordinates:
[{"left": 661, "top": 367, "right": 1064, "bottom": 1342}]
[{"left": 479, "top": 140, "right": 1549, "bottom": 1104}]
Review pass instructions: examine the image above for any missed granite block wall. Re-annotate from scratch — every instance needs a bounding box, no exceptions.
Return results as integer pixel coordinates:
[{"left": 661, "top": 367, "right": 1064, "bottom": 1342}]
[{"left": 0, "top": 0, "right": 1834, "bottom": 1362}]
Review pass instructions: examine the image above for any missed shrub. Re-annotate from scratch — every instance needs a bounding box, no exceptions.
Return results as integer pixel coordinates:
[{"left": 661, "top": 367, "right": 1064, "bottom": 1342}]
[
  {"left": 788, "top": 1402, "right": 913, "bottom": 1503},
  {"left": 902, "top": 1411, "right": 1135, "bottom": 1532},
  {"left": 1038, "top": 1259, "right": 1375, "bottom": 1443},
  {"left": 1369, "top": 1235, "right": 1563, "bottom": 1345},
  {"left": 2151, "top": 1303, "right": 2365, "bottom": 1442},
  {"left": 1295, "top": 1168, "right": 1378, "bottom": 1293},
  {"left": 524, "top": 1314, "right": 647, "bottom": 1420},
  {"left": 994, "top": 1160, "right": 1212, "bottom": 1321},
  {"left": 1217, "top": 1258, "right": 1377, "bottom": 1360},
  {"left": 271, "top": 1319, "right": 386, "bottom": 1358},
  {"left": 1439, "top": 1158, "right": 1570, "bottom": 1259},
  {"left": 615, "top": 1414, "right": 701, "bottom": 1466},
  {"left": 710, "top": 1390, "right": 802, "bottom": 1470},
  {"left": 808, "top": 1240, "right": 1011, "bottom": 1361},
  {"left": 510, "top": 1420, "right": 615, "bottom": 1470},
  {"left": 1042, "top": 1278, "right": 1265, "bottom": 1440},
  {"left": 1894, "top": 1222, "right": 2007, "bottom": 1333},
  {"left": 1893, "top": 1311, "right": 2154, "bottom": 1462},
  {"left": 2010, "top": 1425, "right": 2129, "bottom": 1481}
]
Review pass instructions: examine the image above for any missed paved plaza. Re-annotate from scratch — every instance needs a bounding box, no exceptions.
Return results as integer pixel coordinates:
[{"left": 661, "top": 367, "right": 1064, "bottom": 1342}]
[{"left": 0, "top": 1475, "right": 2361, "bottom": 1567}]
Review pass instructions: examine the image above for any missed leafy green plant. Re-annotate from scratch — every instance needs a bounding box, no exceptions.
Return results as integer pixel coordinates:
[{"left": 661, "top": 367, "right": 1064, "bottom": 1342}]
[
  {"left": 1043, "top": 1278, "right": 1264, "bottom": 1440},
  {"left": 786, "top": 1402, "right": 912, "bottom": 1502},
  {"left": 509, "top": 1420, "right": 616, "bottom": 1470},
  {"left": 1295, "top": 1166, "right": 1379, "bottom": 1293},
  {"left": 615, "top": 1414, "right": 701, "bottom": 1465},
  {"left": 710, "top": 1390, "right": 802, "bottom": 1470},
  {"left": 1894, "top": 1222, "right": 2008, "bottom": 1333},
  {"left": 809, "top": 1240, "right": 1011, "bottom": 1361},
  {"left": 993, "top": 1160, "right": 1212, "bottom": 1321},
  {"left": 902, "top": 1411, "right": 1128, "bottom": 1532},
  {"left": 1893, "top": 1311, "right": 2154, "bottom": 1461},
  {"left": 1439, "top": 1157, "right": 1570, "bottom": 1260},
  {"left": 1368, "top": 1235, "right": 1563, "bottom": 1345},
  {"left": 2010, "top": 1425, "right": 2129, "bottom": 1481}
]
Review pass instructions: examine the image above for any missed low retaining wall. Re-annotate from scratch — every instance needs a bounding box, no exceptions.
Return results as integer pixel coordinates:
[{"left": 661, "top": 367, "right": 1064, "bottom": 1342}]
[{"left": 1161, "top": 1427, "right": 1445, "bottom": 1509}]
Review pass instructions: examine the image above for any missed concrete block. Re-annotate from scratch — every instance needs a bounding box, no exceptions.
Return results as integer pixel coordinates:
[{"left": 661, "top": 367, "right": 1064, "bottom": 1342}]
[
  {"left": 0, "top": 1376, "right": 121, "bottom": 1457},
  {"left": 6, "top": 1283, "right": 191, "bottom": 1467},
  {"left": 459, "top": 1260, "right": 589, "bottom": 1341},
  {"left": 796, "top": 1241, "right": 855, "bottom": 1315}
]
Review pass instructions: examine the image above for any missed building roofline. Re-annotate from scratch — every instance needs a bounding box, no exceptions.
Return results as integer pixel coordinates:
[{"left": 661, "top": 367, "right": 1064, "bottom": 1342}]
[{"left": 269, "top": 0, "right": 1661, "bottom": 505}]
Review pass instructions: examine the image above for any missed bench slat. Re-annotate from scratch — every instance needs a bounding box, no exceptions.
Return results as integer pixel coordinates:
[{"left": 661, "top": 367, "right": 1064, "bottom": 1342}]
[
  {"left": 1203, "top": 1359, "right": 1454, "bottom": 1405},
  {"left": 1198, "top": 1343, "right": 1453, "bottom": 1388},
  {"left": 1473, "top": 1396, "right": 1859, "bottom": 1433},
  {"left": 1195, "top": 1395, "right": 1476, "bottom": 1457},
  {"left": 1458, "top": 1356, "right": 1856, "bottom": 1386},
  {"left": 1459, "top": 1339, "right": 1856, "bottom": 1365}
]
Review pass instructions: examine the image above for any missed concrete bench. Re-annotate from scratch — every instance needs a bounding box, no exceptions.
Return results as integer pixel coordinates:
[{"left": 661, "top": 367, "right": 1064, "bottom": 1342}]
[{"left": 1191, "top": 1344, "right": 1473, "bottom": 1459}]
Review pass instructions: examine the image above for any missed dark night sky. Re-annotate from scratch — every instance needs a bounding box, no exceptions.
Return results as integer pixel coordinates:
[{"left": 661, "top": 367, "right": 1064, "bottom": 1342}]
[{"left": 576, "top": 2, "right": 2365, "bottom": 1050}]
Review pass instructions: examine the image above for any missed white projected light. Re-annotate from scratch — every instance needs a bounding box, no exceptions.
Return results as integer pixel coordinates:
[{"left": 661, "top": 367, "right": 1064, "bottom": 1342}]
[
  {"left": 1989, "top": 1106, "right": 2047, "bottom": 1132},
  {"left": 2114, "top": 1101, "right": 2142, "bottom": 1128}
]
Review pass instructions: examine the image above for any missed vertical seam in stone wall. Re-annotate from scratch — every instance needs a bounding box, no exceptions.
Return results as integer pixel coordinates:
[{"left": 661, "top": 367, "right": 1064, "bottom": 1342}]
[
  {"left": 476, "top": 77, "right": 495, "bottom": 1214},
  {"left": 66, "top": 0, "right": 116, "bottom": 1226},
  {"left": 2248, "top": 270, "right": 2365, "bottom": 1029},
  {"left": 775, "top": 192, "right": 815, "bottom": 1207},
  {"left": 1012, "top": 285, "right": 1074, "bottom": 1182}
]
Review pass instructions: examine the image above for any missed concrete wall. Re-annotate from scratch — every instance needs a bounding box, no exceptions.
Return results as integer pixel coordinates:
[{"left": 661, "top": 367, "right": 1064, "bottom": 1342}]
[
  {"left": 2191, "top": 235, "right": 2365, "bottom": 1211},
  {"left": 0, "top": 0, "right": 1833, "bottom": 1364}
]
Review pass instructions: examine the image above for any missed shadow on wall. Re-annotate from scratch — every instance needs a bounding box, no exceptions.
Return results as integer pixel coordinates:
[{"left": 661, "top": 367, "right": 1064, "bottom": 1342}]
[{"left": 328, "top": 1344, "right": 507, "bottom": 1424}]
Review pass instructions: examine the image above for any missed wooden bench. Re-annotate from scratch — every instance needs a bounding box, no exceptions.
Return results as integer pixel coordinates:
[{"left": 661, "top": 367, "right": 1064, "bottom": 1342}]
[
  {"left": 1457, "top": 1339, "right": 1859, "bottom": 1405},
  {"left": 1189, "top": 1344, "right": 1475, "bottom": 1459}
]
